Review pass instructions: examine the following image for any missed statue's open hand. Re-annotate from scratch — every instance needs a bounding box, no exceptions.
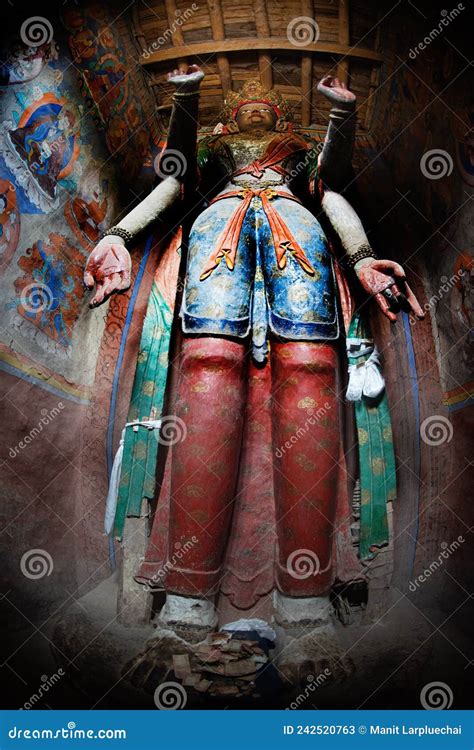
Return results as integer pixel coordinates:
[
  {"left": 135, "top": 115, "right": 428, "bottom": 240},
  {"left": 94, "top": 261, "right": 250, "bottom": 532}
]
[
  {"left": 167, "top": 64, "right": 204, "bottom": 91},
  {"left": 317, "top": 75, "right": 356, "bottom": 107},
  {"left": 84, "top": 238, "right": 132, "bottom": 307},
  {"left": 356, "top": 259, "right": 425, "bottom": 323}
]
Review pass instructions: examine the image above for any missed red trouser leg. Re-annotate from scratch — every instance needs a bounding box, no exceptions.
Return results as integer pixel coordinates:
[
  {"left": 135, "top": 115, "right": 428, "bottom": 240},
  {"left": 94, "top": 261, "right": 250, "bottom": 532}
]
[
  {"left": 164, "top": 336, "right": 247, "bottom": 597},
  {"left": 271, "top": 341, "right": 339, "bottom": 596}
]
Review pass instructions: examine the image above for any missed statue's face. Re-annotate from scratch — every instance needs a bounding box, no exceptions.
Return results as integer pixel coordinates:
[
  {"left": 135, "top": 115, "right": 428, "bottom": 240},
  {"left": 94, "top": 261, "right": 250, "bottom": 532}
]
[{"left": 235, "top": 103, "right": 277, "bottom": 133}]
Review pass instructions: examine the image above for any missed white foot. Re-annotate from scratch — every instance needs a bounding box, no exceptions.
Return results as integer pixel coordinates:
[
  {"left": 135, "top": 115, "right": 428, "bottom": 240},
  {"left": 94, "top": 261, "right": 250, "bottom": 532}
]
[
  {"left": 273, "top": 591, "right": 332, "bottom": 629},
  {"left": 273, "top": 592, "right": 353, "bottom": 687},
  {"left": 158, "top": 594, "right": 217, "bottom": 641}
]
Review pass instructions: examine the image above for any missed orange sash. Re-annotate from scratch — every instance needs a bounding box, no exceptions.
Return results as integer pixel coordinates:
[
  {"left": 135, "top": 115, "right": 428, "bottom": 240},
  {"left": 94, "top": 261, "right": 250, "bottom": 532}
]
[{"left": 199, "top": 188, "right": 316, "bottom": 281}]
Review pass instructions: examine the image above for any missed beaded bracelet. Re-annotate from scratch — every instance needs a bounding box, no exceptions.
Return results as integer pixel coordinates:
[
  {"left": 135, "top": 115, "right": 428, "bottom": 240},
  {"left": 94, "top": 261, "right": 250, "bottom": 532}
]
[
  {"left": 346, "top": 245, "right": 377, "bottom": 269},
  {"left": 101, "top": 226, "right": 133, "bottom": 246}
]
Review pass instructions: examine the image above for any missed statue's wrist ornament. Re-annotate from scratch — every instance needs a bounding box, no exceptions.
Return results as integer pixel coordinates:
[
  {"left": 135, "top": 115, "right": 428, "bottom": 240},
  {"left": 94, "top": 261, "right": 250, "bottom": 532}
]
[
  {"left": 173, "top": 90, "right": 200, "bottom": 99},
  {"left": 101, "top": 227, "right": 133, "bottom": 247},
  {"left": 330, "top": 104, "right": 356, "bottom": 118},
  {"left": 346, "top": 245, "right": 377, "bottom": 269}
]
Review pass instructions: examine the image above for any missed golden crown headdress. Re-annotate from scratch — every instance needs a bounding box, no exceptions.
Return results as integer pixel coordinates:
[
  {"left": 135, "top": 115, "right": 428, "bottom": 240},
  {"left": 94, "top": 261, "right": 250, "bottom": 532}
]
[{"left": 223, "top": 80, "right": 292, "bottom": 122}]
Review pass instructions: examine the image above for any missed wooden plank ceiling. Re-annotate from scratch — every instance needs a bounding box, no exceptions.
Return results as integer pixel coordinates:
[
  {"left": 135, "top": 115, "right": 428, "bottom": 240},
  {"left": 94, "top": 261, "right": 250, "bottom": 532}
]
[{"left": 129, "top": 0, "right": 382, "bottom": 130}]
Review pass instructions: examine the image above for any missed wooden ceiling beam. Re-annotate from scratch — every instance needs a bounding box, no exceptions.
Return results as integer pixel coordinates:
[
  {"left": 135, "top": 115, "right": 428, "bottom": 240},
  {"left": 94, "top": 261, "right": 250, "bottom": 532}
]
[
  {"left": 254, "top": 0, "right": 273, "bottom": 91},
  {"left": 207, "top": 0, "right": 233, "bottom": 94},
  {"left": 300, "top": 0, "right": 314, "bottom": 127},
  {"left": 336, "top": 0, "right": 350, "bottom": 85},
  {"left": 131, "top": 6, "right": 147, "bottom": 55},
  {"left": 140, "top": 38, "right": 384, "bottom": 66},
  {"left": 364, "top": 23, "right": 382, "bottom": 131},
  {"left": 164, "top": 0, "right": 188, "bottom": 70},
  {"left": 128, "top": 9, "right": 164, "bottom": 137}
]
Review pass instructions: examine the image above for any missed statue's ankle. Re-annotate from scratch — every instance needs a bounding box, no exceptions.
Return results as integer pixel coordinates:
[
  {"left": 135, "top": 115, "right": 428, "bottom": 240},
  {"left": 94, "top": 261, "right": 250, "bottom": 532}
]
[
  {"left": 273, "top": 591, "right": 334, "bottom": 630},
  {"left": 273, "top": 592, "right": 349, "bottom": 686},
  {"left": 158, "top": 593, "right": 217, "bottom": 643}
]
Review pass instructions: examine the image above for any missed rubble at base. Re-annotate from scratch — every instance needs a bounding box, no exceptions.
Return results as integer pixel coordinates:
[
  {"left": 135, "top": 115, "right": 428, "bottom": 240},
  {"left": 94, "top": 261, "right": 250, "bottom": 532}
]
[{"left": 172, "top": 631, "right": 272, "bottom": 698}]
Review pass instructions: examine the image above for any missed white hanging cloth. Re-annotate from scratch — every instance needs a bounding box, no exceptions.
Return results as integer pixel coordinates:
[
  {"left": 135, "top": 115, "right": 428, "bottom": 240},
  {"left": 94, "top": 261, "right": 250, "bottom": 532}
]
[
  {"left": 104, "top": 419, "right": 162, "bottom": 535},
  {"left": 346, "top": 337, "right": 385, "bottom": 402}
]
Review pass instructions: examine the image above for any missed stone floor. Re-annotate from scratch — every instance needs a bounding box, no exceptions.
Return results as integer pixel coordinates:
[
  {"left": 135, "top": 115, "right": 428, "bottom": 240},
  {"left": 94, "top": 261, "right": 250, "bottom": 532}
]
[{"left": 48, "top": 568, "right": 474, "bottom": 710}]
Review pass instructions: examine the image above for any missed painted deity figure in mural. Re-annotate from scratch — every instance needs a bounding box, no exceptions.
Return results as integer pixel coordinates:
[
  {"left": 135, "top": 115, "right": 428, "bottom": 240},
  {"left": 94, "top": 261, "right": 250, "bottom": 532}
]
[
  {"left": 85, "top": 67, "right": 424, "bottom": 660},
  {"left": 9, "top": 105, "right": 78, "bottom": 198},
  {"left": 0, "top": 95, "right": 80, "bottom": 211}
]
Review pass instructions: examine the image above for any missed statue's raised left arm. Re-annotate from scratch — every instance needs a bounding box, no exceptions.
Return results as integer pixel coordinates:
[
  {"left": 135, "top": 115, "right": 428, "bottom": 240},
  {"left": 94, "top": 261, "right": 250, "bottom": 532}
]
[{"left": 84, "top": 66, "right": 205, "bottom": 307}]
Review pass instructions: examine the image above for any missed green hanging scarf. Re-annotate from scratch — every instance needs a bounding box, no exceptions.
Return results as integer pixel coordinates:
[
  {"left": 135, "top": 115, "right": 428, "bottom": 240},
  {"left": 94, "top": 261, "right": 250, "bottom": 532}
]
[
  {"left": 347, "top": 313, "right": 397, "bottom": 560},
  {"left": 113, "top": 281, "right": 174, "bottom": 539}
]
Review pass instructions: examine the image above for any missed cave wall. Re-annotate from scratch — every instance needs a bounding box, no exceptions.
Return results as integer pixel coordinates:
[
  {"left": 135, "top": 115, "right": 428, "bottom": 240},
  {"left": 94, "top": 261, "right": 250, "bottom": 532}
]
[
  {"left": 353, "top": 3, "right": 473, "bottom": 611},
  {"left": 0, "top": 2, "right": 161, "bottom": 676},
  {"left": 371, "top": 4, "right": 472, "bottom": 407}
]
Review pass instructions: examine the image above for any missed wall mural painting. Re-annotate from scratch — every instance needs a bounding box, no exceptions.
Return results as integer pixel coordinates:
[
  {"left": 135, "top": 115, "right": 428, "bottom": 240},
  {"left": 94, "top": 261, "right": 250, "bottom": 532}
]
[
  {"left": 62, "top": 5, "right": 156, "bottom": 180},
  {"left": 0, "top": 11, "right": 126, "bottom": 395},
  {"left": 452, "top": 253, "right": 474, "bottom": 333},
  {"left": 445, "top": 251, "right": 474, "bottom": 408},
  {"left": 64, "top": 171, "right": 109, "bottom": 249},
  {"left": 7, "top": 233, "right": 85, "bottom": 349},
  {"left": 0, "top": 38, "right": 58, "bottom": 87},
  {"left": 0, "top": 179, "right": 21, "bottom": 272},
  {"left": 0, "top": 92, "right": 81, "bottom": 213},
  {"left": 455, "top": 111, "right": 474, "bottom": 187}
]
